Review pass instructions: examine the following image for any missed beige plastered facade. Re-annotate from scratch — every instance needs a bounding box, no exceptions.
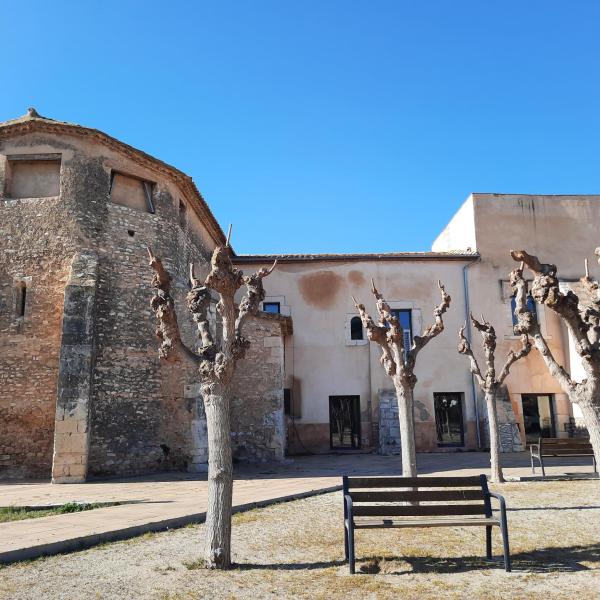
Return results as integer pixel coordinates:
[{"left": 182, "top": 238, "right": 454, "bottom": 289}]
[{"left": 235, "top": 193, "right": 600, "bottom": 454}]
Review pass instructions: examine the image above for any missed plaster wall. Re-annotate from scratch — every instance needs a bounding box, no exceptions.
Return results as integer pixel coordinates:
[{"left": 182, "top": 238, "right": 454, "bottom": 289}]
[
  {"left": 434, "top": 193, "right": 600, "bottom": 440},
  {"left": 234, "top": 258, "right": 477, "bottom": 453}
]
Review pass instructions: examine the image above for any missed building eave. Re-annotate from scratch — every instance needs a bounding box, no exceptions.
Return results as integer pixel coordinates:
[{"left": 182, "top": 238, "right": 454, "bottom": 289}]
[{"left": 232, "top": 251, "right": 480, "bottom": 264}]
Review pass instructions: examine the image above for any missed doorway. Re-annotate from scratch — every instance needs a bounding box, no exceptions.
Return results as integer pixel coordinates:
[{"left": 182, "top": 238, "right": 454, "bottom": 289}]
[
  {"left": 329, "top": 396, "right": 361, "bottom": 449},
  {"left": 521, "top": 394, "right": 555, "bottom": 442},
  {"left": 434, "top": 392, "right": 465, "bottom": 446}
]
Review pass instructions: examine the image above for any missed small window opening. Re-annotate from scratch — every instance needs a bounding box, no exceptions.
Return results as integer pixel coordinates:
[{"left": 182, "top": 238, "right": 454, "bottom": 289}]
[
  {"left": 390, "top": 308, "right": 412, "bottom": 361},
  {"left": 15, "top": 283, "right": 27, "bottom": 318},
  {"left": 127, "top": 229, "right": 135, "bottom": 237},
  {"left": 178, "top": 200, "right": 187, "bottom": 229},
  {"left": 511, "top": 294, "right": 537, "bottom": 328},
  {"left": 350, "top": 316, "right": 363, "bottom": 340},
  {"left": 109, "top": 172, "right": 155, "bottom": 213},
  {"left": 263, "top": 302, "right": 280, "bottom": 314}
]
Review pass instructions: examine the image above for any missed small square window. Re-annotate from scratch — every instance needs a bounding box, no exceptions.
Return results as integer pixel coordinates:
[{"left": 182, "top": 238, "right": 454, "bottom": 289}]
[{"left": 263, "top": 302, "right": 280, "bottom": 314}]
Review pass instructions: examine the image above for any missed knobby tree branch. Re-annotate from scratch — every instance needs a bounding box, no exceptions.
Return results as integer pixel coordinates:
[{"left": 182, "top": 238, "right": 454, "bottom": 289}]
[
  {"left": 148, "top": 247, "right": 200, "bottom": 363},
  {"left": 407, "top": 281, "right": 451, "bottom": 370},
  {"left": 458, "top": 313, "right": 531, "bottom": 390},
  {"left": 353, "top": 280, "right": 451, "bottom": 382},
  {"left": 509, "top": 260, "right": 575, "bottom": 394},
  {"left": 511, "top": 249, "right": 592, "bottom": 358},
  {"left": 457, "top": 323, "right": 485, "bottom": 386}
]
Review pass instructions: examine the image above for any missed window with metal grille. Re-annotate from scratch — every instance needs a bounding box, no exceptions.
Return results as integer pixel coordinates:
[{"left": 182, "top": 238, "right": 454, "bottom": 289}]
[{"left": 390, "top": 308, "right": 412, "bottom": 361}]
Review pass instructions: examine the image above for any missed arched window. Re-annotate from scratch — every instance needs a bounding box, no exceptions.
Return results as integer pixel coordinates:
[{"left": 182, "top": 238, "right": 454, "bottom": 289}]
[{"left": 350, "top": 316, "right": 363, "bottom": 340}]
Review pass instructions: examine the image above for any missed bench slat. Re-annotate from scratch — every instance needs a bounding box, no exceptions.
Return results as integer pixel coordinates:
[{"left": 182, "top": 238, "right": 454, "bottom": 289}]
[
  {"left": 540, "top": 438, "right": 590, "bottom": 442},
  {"left": 353, "top": 517, "right": 500, "bottom": 529},
  {"left": 346, "top": 476, "right": 483, "bottom": 488},
  {"left": 540, "top": 449, "right": 594, "bottom": 455},
  {"left": 352, "top": 503, "right": 487, "bottom": 517},
  {"left": 350, "top": 490, "right": 484, "bottom": 502}
]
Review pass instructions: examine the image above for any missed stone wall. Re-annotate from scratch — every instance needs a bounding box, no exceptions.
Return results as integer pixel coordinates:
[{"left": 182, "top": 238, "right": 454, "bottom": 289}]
[
  {"left": 87, "top": 189, "right": 212, "bottom": 477},
  {"left": 0, "top": 136, "right": 82, "bottom": 478},
  {"left": 378, "top": 389, "right": 401, "bottom": 455},
  {"left": 0, "top": 122, "right": 289, "bottom": 480},
  {"left": 481, "top": 387, "right": 523, "bottom": 453},
  {"left": 52, "top": 251, "right": 98, "bottom": 483},
  {"left": 230, "top": 313, "right": 289, "bottom": 463}
]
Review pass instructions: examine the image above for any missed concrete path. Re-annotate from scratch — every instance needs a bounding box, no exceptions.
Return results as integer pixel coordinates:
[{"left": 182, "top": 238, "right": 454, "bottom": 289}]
[{"left": 0, "top": 452, "right": 596, "bottom": 564}]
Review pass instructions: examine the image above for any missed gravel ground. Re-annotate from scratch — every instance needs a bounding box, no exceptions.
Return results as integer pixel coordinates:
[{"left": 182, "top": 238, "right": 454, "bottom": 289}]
[{"left": 0, "top": 480, "right": 599, "bottom": 600}]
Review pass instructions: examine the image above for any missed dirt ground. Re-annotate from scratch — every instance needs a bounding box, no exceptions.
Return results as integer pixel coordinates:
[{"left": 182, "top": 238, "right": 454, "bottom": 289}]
[{"left": 0, "top": 480, "right": 598, "bottom": 600}]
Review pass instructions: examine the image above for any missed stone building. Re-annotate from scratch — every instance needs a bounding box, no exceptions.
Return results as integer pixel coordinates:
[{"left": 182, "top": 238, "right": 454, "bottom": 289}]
[
  {"left": 0, "top": 109, "right": 596, "bottom": 481},
  {"left": 0, "top": 109, "right": 288, "bottom": 482}
]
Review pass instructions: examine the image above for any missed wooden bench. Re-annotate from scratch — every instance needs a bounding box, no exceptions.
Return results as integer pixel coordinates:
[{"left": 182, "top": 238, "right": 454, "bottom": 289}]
[
  {"left": 343, "top": 475, "right": 511, "bottom": 574},
  {"left": 529, "top": 437, "right": 597, "bottom": 477}
]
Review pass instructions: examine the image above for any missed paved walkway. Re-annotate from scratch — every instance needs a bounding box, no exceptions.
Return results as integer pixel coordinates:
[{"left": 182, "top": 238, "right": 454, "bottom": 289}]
[{"left": 0, "top": 452, "right": 596, "bottom": 563}]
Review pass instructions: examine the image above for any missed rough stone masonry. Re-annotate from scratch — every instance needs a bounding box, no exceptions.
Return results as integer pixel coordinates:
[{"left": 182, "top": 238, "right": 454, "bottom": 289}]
[{"left": 0, "top": 109, "right": 290, "bottom": 481}]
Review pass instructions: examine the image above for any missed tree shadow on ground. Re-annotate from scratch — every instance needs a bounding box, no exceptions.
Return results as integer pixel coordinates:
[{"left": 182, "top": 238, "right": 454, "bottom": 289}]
[{"left": 234, "top": 543, "right": 600, "bottom": 574}]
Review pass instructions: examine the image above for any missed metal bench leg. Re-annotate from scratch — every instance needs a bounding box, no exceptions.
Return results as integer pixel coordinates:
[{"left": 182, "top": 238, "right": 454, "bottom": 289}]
[
  {"left": 486, "top": 526, "right": 492, "bottom": 559},
  {"left": 540, "top": 456, "right": 546, "bottom": 479},
  {"left": 500, "top": 519, "right": 511, "bottom": 572},
  {"left": 530, "top": 452, "right": 535, "bottom": 475},
  {"left": 348, "top": 522, "right": 356, "bottom": 574},
  {"left": 344, "top": 520, "right": 349, "bottom": 561}
]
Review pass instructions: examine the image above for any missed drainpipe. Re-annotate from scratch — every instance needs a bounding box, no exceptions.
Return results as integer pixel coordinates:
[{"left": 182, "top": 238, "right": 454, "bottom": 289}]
[{"left": 463, "top": 257, "right": 482, "bottom": 449}]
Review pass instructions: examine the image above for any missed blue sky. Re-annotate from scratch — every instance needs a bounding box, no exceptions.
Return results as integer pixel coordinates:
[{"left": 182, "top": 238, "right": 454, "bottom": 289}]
[{"left": 2, "top": 1, "right": 599, "bottom": 254}]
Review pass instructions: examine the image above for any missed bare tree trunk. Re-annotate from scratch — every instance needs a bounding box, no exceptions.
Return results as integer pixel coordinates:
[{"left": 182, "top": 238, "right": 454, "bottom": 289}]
[
  {"left": 395, "top": 380, "right": 417, "bottom": 477},
  {"left": 510, "top": 251, "right": 600, "bottom": 473},
  {"left": 457, "top": 317, "right": 530, "bottom": 483},
  {"left": 485, "top": 390, "right": 504, "bottom": 483},
  {"left": 578, "top": 399, "right": 600, "bottom": 469},
  {"left": 203, "top": 386, "right": 233, "bottom": 569},
  {"left": 353, "top": 280, "right": 451, "bottom": 477},
  {"left": 148, "top": 245, "right": 276, "bottom": 570}
]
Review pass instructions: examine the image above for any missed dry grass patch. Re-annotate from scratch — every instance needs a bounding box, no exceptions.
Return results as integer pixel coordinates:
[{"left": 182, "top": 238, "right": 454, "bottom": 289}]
[{"left": 0, "top": 480, "right": 598, "bottom": 599}]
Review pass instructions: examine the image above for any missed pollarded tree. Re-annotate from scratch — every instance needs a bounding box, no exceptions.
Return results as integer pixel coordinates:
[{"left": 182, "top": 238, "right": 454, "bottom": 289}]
[
  {"left": 148, "top": 244, "right": 275, "bottom": 569},
  {"left": 458, "top": 315, "right": 531, "bottom": 483},
  {"left": 510, "top": 250, "right": 600, "bottom": 469},
  {"left": 353, "top": 280, "right": 450, "bottom": 477}
]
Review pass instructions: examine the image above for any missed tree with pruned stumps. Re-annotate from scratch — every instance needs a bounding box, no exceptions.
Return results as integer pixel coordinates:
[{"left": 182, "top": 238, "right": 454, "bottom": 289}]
[
  {"left": 457, "top": 314, "right": 531, "bottom": 483},
  {"left": 147, "top": 238, "right": 275, "bottom": 570},
  {"left": 353, "top": 279, "right": 450, "bottom": 477},
  {"left": 510, "top": 250, "right": 600, "bottom": 470}
]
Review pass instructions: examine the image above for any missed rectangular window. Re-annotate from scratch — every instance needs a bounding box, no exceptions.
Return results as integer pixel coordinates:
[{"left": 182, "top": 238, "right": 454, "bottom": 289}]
[
  {"left": 6, "top": 155, "right": 61, "bottom": 198},
  {"left": 434, "top": 392, "right": 464, "bottom": 446},
  {"left": 390, "top": 308, "right": 412, "bottom": 360},
  {"left": 511, "top": 295, "right": 537, "bottom": 328},
  {"left": 263, "top": 302, "right": 280, "bottom": 314},
  {"left": 329, "top": 396, "right": 361, "bottom": 449},
  {"left": 15, "top": 282, "right": 27, "bottom": 318},
  {"left": 521, "top": 394, "right": 555, "bottom": 442},
  {"left": 109, "top": 172, "right": 155, "bottom": 213}
]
